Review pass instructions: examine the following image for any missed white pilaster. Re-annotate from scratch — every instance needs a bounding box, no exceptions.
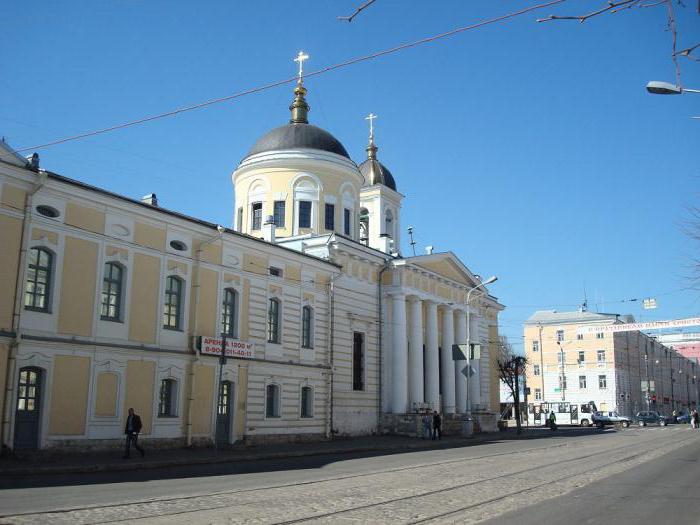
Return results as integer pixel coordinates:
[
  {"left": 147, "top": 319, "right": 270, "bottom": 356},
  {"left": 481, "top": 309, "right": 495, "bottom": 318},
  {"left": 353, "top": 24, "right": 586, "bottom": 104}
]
[
  {"left": 441, "top": 305, "right": 456, "bottom": 414},
  {"left": 424, "top": 300, "right": 440, "bottom": 410},
  {"left": 454, "top": 309, "right": 468, "bottom": 413},
  {"left": 408, "top": 297, "right": 424, "bottom": 409},
  {"left": 391, "top": 293, "right": 408, "bottom": 414}
]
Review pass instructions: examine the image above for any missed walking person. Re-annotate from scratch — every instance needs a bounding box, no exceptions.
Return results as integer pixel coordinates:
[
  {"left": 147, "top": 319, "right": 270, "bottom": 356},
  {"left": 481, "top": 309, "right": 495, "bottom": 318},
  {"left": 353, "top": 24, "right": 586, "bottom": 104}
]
[
  {"left": 432, "top": 410, "right": 442, "bottom": 440},
  {"left": 421, "top": 412, "right": 431, "bottom": 439},
  {"left": 123, "top": 407, "right": 145, "bottom": 459},
  {"left": 692, "top": 409, "right": 699, "bottom": 430},
  {"left": 549, "top": 410, "right": 557, "bottom": 431}
]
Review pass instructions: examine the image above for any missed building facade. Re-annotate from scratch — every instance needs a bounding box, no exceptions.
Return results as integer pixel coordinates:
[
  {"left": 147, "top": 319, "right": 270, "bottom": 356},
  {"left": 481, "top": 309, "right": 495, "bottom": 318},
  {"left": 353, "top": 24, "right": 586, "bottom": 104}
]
[
  {"left": 0, "top": 75, "right": 502, "bottom": 452},
  {"left": 524, "top": 310, "right": 699, "bottom": 417}
]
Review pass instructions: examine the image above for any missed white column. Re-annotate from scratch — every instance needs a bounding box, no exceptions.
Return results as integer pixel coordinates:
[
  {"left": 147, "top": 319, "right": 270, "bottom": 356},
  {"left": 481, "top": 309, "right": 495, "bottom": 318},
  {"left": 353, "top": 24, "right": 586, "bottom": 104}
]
[
  {"left": 424, "top": 301, "right": 440, "bottom": 410},
  {"left": 391, "top": 293, "right": 408, "bottom": 414},
  {"left": 454, "top": 309, "right": 468, "bottom": 413},
  {"left": 408, "top": 297, "right": 424, "bottom": 409},
  {"left": 441, "top": 305, "right": 456, "bottom": 414}
]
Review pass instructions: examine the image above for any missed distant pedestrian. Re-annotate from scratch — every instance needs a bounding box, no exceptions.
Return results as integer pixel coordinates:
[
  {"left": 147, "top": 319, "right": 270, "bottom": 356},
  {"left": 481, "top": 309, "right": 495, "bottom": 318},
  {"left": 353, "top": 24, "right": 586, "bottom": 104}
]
[
  {"left": 124, "top": 407, "right": 145, "bottom": 459},
  {"left": 549, "top": 410, "right": 557, "bottom": 431},
  {"left": 672, "top": 410, "right": 678, "bottom": 424},
  {"left": 543, "top": 410, "right": 550, "bottom": 428},
  {"left": 421, "top": 412, "right": 431, "bottom": 439},
  {"left": 432, "top": 411, "right": 442, "bottom": 440},
  {"left": 692, "top": 410, "right": 699, "bottom": 430}
]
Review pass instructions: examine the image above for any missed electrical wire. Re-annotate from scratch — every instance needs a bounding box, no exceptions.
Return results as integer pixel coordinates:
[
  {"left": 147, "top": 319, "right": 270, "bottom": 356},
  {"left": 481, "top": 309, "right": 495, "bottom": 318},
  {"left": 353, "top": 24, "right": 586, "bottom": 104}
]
[{"left": 16, "top": 0, "right": 567, "bottom": 152}]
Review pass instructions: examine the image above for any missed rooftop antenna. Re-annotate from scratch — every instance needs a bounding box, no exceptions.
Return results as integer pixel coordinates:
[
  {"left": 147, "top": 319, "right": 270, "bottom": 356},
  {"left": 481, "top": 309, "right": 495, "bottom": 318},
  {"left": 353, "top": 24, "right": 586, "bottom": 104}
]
[
  {"left": 580, "top": 281, "right": 588, "bottom": 312},
  {"left": 407, "top": 225, "right": 416, "bottom": 256}
]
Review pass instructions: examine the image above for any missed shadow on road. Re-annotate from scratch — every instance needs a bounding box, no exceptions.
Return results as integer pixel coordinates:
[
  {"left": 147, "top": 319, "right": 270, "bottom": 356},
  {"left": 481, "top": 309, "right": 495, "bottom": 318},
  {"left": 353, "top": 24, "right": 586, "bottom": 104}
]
[{"left": 0, "top": 426, "right": 615, "bottom": 490}]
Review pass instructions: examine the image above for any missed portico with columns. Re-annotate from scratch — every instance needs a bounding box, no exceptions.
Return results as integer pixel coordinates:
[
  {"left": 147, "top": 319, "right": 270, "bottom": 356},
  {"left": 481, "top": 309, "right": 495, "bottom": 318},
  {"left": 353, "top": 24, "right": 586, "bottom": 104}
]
[{"left": 382, "top": 252, "right": 503, "bottom": 433}]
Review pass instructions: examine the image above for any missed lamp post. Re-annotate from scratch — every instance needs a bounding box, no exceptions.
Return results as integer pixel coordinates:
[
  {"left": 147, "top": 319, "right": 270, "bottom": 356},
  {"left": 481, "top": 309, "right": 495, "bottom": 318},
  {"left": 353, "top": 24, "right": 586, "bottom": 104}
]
[
  {"left": 556, "top": 341, "right": 566, "bottom": 402},
  {"left": 465, "top": 275, "right": 497, "bottom": 417},
  {"left": 644, "top": 353, "right": 651, "bottom": 411}
]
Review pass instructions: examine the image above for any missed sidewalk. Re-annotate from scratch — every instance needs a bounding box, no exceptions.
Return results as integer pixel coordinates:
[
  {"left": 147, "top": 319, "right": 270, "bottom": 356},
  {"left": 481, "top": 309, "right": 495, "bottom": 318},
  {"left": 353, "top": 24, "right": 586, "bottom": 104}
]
[{"left": 0, "top": 433, "right": 491, "bottom": 477}]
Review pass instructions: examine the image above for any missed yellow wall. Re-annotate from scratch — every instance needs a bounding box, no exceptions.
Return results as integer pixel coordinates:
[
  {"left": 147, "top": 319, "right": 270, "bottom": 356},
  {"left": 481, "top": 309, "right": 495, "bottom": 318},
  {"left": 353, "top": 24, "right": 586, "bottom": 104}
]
[
  {"left": 124, "top": 360, "right": 155, "bottom": 434},
  {"left": 199, "top": 242, "right": 222, "bottom": 265},
  {"left": 49, "top": 355, "right": 90, "bottom": 435},
  {"left": 58, "top": 236, "right": 98, "bottom": 336},
  {"left": 129, "top": 253, "right": 161, "bottom": 343},
  {"left": 1, "top": 184, "right": 26, "bottom": 211},
  {"left": 197, "top": 268, "right": 218, "bottom": 337},
  {"left": 0, "top": 215, "right": 22, "bottom": 331},
  {"left": 240, "top": 279, "right": 250, "bottom": 340},
  {"left": 192, "top": 364, "right": 214, "bottom": 434},
  {"left": 243, "top": 253, "right": 268, "bottom": 276},
  {"left": 234, "top": 366, "right": 248, "bottom": 437},
  {"left": 134, "top": 222, "right": 166, "bottom": 251},
  {"left": 285, "top": 263, "right": 301, "bottom": 284},
  {"left": 31, "top": 228, "right": 58, "bottom": 245},
  {"left": 94, "top": 372, "right": 119, "bottom": 417},
  {"left": 64, "top": 203, "right": 105, "bottom": 235}
]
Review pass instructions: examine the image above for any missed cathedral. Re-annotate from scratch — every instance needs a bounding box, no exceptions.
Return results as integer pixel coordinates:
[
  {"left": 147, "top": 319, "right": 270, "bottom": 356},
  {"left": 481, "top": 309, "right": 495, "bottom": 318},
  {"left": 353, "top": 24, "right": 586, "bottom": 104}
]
[{"left": 0, "top": 60, "right": 503, "bottom": 451}]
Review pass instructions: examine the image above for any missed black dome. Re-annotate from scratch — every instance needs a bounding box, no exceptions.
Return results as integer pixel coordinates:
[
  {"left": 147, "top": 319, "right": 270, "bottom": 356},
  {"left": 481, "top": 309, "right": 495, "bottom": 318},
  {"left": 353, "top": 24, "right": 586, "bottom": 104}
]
[
  {"left": 246, "top": 123, "right": 350, "bottom": 159},
  {"left": 358, "top": 158, "right": 397, "bottom": 191}
]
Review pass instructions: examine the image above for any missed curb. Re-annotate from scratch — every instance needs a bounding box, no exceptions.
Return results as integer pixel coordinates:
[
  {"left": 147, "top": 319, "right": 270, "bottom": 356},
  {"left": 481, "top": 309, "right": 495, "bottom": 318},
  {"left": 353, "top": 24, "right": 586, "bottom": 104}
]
[{"left": 0, "top": 437, "right": 478, "bottom": 477}]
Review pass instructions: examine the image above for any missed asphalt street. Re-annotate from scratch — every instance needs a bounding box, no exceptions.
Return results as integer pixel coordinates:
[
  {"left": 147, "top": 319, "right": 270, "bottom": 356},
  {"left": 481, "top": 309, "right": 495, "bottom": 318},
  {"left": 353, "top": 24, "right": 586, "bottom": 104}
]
[{"left": 0, "top": 426, "right": 698, "bottom": 524}]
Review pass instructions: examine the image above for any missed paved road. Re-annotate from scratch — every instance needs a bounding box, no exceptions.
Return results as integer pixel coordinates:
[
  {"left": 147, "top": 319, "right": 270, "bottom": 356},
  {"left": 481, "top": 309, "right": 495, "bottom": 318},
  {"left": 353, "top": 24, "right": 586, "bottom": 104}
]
[{"left": 0, "top": 426, "right": 697, "bottom": 524}]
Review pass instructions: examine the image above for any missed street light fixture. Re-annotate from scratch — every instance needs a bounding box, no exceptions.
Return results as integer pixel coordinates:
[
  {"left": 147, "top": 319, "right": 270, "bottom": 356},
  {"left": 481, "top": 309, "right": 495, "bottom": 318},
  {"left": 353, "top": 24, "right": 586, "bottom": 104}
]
[{"left": 646, "top": 80, "right": 700, "bottom": 95}]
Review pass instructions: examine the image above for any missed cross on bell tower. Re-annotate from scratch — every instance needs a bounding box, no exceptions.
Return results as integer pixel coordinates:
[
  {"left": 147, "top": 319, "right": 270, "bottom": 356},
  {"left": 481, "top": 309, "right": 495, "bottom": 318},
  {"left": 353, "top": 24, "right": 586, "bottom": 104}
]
[{"left": 289, "top": 51, "right": 310, "bottom": 124}]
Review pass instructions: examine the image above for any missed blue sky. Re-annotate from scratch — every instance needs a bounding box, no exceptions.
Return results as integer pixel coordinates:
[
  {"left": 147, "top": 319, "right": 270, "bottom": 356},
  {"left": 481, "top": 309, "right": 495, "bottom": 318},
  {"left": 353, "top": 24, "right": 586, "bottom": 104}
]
[{"left": 3, "top": 1, "right": 699, "bottom": 349}]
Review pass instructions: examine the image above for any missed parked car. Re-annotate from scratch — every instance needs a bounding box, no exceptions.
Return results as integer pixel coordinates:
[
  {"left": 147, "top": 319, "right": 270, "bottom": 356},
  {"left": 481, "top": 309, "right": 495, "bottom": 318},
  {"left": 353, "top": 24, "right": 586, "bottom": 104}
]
[
  {"left": 676, "top": 412, "right": 691, "bottom": 424},
  {"left": 592, "top": 411, "right": 632, "bottom": 428},
  {"left": 634, "top": 411, "right": 667, "bottom": 427}
]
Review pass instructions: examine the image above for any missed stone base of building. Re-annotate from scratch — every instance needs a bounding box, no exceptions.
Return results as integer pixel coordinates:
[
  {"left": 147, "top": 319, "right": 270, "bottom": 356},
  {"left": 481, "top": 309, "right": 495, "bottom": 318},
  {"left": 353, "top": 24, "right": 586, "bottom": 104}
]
[
  {"left": 239, "top": 432, "right": 327, "bottom": 447},
  {"left": 380, "top": 413, "right": 476, "bottom": 437},
  {"left": 472, "top": 411, "right": 498, "bottom": 433}
]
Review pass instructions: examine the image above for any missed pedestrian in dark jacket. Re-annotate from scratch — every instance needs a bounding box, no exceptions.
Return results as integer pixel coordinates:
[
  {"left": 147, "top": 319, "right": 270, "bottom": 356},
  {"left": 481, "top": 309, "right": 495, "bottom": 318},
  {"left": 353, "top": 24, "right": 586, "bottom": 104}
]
[
  {"left": 123, "top": 407, "right": 145, "bottom": 458},
  {"left": 432, "top": 411, "right": 442, "bottom": 440}
]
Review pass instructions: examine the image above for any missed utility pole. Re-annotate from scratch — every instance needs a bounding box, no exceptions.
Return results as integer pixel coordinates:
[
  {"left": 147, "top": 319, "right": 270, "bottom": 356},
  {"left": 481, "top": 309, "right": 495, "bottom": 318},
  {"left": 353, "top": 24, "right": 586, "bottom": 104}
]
[{"left": 216, "top": 333, "right": 227, "bottom": 449}]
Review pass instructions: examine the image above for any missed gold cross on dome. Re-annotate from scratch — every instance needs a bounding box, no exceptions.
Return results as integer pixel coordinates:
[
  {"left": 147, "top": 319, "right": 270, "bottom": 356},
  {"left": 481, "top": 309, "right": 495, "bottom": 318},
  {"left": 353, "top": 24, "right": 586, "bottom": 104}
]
[
  {"left": 294, "top": 51, "right": 310, "bottom": 82},
  {"left": 365, "top": 113, "right": 378, "bottom": 139}
]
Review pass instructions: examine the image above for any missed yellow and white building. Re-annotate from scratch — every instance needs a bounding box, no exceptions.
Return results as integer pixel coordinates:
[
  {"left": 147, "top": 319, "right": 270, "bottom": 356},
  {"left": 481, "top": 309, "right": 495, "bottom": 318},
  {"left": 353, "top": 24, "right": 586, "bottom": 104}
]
[{"left": 0, "top": 76, "right": 503, "bottom": 451}]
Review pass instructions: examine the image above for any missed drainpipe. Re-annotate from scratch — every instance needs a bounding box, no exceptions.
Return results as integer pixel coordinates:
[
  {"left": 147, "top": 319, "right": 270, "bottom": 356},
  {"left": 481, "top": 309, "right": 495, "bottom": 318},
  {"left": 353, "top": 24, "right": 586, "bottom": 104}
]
[
  {"left": 327, "top": 273, "right": 340, "bottom": 437},
  {"left": 376, "top": 259, "right": 391, "bottom": 432},
  {"left": 185, "top": 226, "right": 224, "bottom": 447},
  {"left": 2, "top": 166, "right": 46, "bottom": 451}
]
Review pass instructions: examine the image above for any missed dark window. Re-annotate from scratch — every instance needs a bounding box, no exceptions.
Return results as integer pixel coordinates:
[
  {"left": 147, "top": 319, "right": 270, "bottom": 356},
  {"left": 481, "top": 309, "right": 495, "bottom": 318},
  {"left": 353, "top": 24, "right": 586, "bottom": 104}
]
[
  {"left": 598, "top": 375, "right": 607, "bottom": 389},
  {"left": 169, "top": 240, "right": 187, "bottom": 251},
  {"left": 353, "top": 332, "right": 365, "bottom": 391},
  {"left": 24, "top": 247, "right": 52, "bottom": 312},
  {"left": 268, "top": 298, "right": 280, "bottom": 343},
  {"left": 269, "top": 267, "right": 283, "bottom": 277},
  {"left": 301, "top": 386, "right": 313, "bottom": 418},
  {"left": 251, "top": 202, "right": 262, "bottom": 230},
  {"left": 222, "top": 288, "right": 238, "bottom": 337},
  {"left": 578, "top": 351, "right": 585, "bottom": 363},
  {"left": 325, "top": 203, "right": 335, "bottom": 230},
  {"left": 273, "top": 201, "right": 286, "bottom": 228},
  {"left": 302, "top": 306, "right": 313, "bottom": 349},
  {"left": 218, "top": 381, "right": 232, "bottom": 415},
  {"left": 101, "top": 262, "right": 123, "bottom": 321},
  {"left": 344, "top": 208, "right": 351, "bottom": 236},
  {"left": 556, "top": 330, "right": 564, "bottom": 342},
  {"left": 16, "top": 368, "right": 40, "bottom": 412},
  {"left": 266, "top": 384, "right": 280, "bottom": 417},
  {"left": 359, "top": 208, "right": 369, "bottom": 244},
  {"left": 298, "top": 201, "right": 312, "bottom": 228},
  {"left": 579, "top": 376, "right": 587, "bottom": 389},
  {"left": 163, "top": 276, "right": 183, "bottom": 330},
  {"left": 237, "top": 207, "right": 243, "bottom": 232},
  {"left": 35, "top": 205, "right": 59, "bottom": 218},
  {"left": 158, "top": 379, "right": 177, "bottom": 416}
]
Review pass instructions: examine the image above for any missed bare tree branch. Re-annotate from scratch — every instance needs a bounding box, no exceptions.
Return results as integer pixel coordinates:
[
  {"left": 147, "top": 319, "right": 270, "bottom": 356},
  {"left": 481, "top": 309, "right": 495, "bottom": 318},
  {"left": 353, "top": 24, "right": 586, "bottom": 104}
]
[
  {"left": 338, "top": 0, "right": 377, "bottom": 22},
  {"left": 536, "top": 0, "right": 643, "bottom": 23}
]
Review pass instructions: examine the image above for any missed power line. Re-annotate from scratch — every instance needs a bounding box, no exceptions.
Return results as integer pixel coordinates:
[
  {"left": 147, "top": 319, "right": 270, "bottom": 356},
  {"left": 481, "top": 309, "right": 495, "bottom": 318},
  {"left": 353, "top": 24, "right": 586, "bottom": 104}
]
[{"left": 16, "top": 0, "right": 567, "bottom": 152}]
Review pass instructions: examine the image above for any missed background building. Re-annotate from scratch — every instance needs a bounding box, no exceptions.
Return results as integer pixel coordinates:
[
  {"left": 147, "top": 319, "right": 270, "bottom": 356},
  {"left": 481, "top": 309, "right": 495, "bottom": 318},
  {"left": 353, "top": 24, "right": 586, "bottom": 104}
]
[{"left": 524, "top": 310, "right": 698, "bottom": 417}]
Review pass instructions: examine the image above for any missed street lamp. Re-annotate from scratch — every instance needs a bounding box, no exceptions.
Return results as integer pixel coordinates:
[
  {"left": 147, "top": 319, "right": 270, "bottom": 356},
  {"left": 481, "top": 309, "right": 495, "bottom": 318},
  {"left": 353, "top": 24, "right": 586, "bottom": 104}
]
[
  {"left": 646, "top": 80, "right": 700, "bottom": 95},
  {"left": 465, "top": 276, "right": 498, "bottom": 417}
]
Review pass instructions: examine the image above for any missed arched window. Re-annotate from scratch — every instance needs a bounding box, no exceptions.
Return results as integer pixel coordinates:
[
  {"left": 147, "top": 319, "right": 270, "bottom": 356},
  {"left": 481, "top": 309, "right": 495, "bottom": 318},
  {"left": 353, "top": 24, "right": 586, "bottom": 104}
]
[
  {"left": 222, "top": 288, "right": 238, "bottom": 337},
  {"left": 302, "top": 305, "right": 313, "bottom": 349},
  {"left": 158, "top": 378, "right": 177, "bottom": 416},
  {"left": 359, "top": 208, "right": 369, "bottom": 245},
  {"left": 24, "top": 247, "right": 53, "bottom": 312},
  {"left": 267, "top": 298, "right": 280, "bottom": 343},
  {"left": 163, "top": 276, "right": 184, "bottom": 330},
  {"left": 384, "top": 209, "right": 394, "bottom": 238},
  {"left": 301, "top": 386, "right": 313, "bottom": 418},
  {"left": 266, "top": 383, "right": 280, "bottom": 418},
  {"left": 101, "top": 262, "right": 124, "bottom": 321}
]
